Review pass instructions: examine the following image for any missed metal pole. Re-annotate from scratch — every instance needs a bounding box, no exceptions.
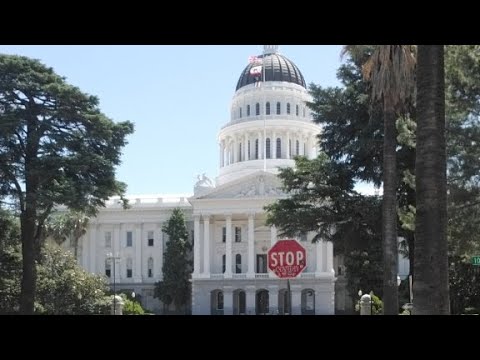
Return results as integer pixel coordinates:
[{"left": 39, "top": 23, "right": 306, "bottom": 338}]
[
  {"left": 113, "top": 258, "right": 116, "bottom": 315},
  {"left": 287, "top": 278, "right": 291, "bottom": 315},
  {"left": 262, "top": 46, "right": 267, "bottom": 172}
]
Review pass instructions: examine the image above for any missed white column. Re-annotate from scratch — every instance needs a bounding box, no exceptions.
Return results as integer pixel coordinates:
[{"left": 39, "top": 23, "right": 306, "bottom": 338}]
[
  {"left": 327, "top": 241, "right": 334, "bottom": 273},
  {"left": 244, "top": 135, "right": 248, "bottom": 161},
  {"left": 322, "top": 241, "right": 328, "bottom": 272},
  {"left": 219, "top": 141, "right": 223, "bottom": 167},
  {"left": 270, "top": 225, "right": 277, "bottom": 246},
  {"left": 134, "top": 223, "right": 142, "bottom": 282},
  {"left": 246, "top": 286, "right": 256, "bottom": 315},
  {"left": 193, "top": 215, "right": 201, "bottom": 275},
  {"left": 223, "top": 286, "right": 233, "bottom": 315},
  {"left": 203, "top": 215, "right": 210, "bottom": 275},
  {"left": 291, "top": 285, "right": 302, "bottom": 315},
  {"left": 315, "top": 240, "right": 323, "bottom": 274},
  {"left": 247, "top": 213, "right": 255, "bottom": 278},
  {"left": 286, "top": 132, "right": 290, "bottom": 159},
  {"left": 89, "top": 224, "right": 97, "bottom": 273},
  {"left": 225, "top": 214, "right": 232, "bottom": 277},
  {"left": 233, "top": 137, "right": 238, "bottom": 163},
  {"left": 268, "top": 285, "right": 279, "bottom": 314}
]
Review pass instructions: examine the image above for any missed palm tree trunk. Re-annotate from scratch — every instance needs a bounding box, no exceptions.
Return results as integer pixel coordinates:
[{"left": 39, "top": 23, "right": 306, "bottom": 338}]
[
  {"left": 413, "top": 45, "right": 450, "bottom": 315},
  {"left": 382, "top": 109, "right": 399, "bottom": 315}
]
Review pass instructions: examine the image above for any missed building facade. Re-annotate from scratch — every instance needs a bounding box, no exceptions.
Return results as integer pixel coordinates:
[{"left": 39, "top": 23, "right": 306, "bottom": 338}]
[{"left": 76, "top": 45, "right": 336, "bottom": 314}]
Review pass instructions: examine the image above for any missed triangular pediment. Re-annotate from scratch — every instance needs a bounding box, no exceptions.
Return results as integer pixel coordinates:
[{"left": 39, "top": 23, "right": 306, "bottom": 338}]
[{"left": 193, "top": 171, "right": 286, "bottom": 200}]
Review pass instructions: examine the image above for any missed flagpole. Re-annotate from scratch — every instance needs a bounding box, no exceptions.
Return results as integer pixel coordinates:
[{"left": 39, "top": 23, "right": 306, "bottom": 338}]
[{"left": 262, "top": 46, "right": 267, "bottom": 172}]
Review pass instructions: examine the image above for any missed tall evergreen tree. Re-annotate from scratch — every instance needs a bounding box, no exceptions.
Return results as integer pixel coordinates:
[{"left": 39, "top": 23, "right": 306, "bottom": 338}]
[
  {"left": 154, "top": 208, "right": 192, "bottom": 314},
  {"left": 0, "top": 55, "right": 134, "bottom": 314}
]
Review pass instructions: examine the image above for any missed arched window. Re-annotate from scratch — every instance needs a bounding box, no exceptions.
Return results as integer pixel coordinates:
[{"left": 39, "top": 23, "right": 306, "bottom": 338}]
[
  {"left": 247, "top": 105, "right": 251, "bottom": 117},
  {"left": 302, "top": 289, "right": 315, "bottom": 315},
  {"left": 238, "top": 291, "right": 246, "bottom": 315},
  {"left": 266, "top": 138, "right": 271, "bottom": 159},
  {"left": 222, "top": 254, "right": 226, "bottom": 273},
  {"left": 287, "top": 103, "right": 291, "bottom": 114},
  {"left": 236, "top": 254, "right": 242, "bottom": 274},
  {"left": 148, "top": 257, "right": 154, "bottom": 278},
  {"left": 256, "top": 103, "right": 260, "bottom": 116},
  {"left": 276, "top": 102, "right": 281, "bottom": 115},
  {"left": 239, "top": 107, "right": 242, "bottom": 118},
  {"left": 266, "top": 102, "right": 270, "bottom": 115},
  {"left": 248, "top": 140, "right": 251, "bottom": 160},
  {"left": 296, "top": 140, "right": 300, "bottom": 156},
  {"left": 296, "top": 104, "right": 299, "bottom": 116},
  {"left": 239, "top": 143, "right": 242, "bottom": 162},
  {"left": 256, "top": 290, "right": 269, "bottom": 315},
  {"left": 105, "top": 259, "right": 111, "bottom": 278},
  {"left": 255, "top": 139, "right": 259, "bottom": 159},
  {"left": 126, "top": 258, "right": 133, "bottom": 278},
  {"left": 217, "top": 291, "right": 224, "bottom": 310},
  {"left": 276, "top": 138, "right": 281, "bottom": 158}
]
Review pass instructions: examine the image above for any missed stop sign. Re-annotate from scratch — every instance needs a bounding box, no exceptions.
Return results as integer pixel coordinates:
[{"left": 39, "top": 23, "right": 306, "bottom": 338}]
[{"left": 268, "top": 239, "right": 306, "bottom": 278}]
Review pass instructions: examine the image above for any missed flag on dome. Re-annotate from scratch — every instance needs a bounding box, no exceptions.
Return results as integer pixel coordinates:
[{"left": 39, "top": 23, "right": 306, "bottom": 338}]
[
  {"left": 250, "top": 65, "right": 262, "bottom": 76},
  {"left": 248, "top": 55, "right": 262, "bottom": 64}
]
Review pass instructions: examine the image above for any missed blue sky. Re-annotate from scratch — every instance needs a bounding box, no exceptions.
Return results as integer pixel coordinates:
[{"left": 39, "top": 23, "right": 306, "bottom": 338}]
[{"left": 0, "top": 45, "right": 351, "bottom": 195}]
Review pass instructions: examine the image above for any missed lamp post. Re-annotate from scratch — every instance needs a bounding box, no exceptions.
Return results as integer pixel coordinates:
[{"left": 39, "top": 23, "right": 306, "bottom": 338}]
[{"left": 106, "top": 252, "right": 121, "bottom": 315}]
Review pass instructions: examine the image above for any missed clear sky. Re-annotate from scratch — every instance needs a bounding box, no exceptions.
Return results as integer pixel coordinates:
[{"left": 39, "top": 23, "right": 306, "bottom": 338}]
[{"left": 0, "top": 45, "right": 351, "bottom": 196}]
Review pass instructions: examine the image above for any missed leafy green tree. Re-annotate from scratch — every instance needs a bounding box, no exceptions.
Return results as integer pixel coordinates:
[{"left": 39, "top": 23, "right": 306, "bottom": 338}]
[
  {"left": 413, "top": 46, "right": 450, "bottom": 315},
  {"left": 0, "top": 54, "right": 134, "bottom": 314},
  {"left": 265, "top": 154, "right": 384, "bottom": 301},
  {"left": 45, "top": 211, "right": 89, "bottom": 259},
  {"left": 154, "top": 208, "right": 192, "bottom": 314},
  {"left": 35, "top": 243, "right": 110, "bottom": 314},
  {"left": 0, "top": 209, "right": 22, "bottom": 313}
]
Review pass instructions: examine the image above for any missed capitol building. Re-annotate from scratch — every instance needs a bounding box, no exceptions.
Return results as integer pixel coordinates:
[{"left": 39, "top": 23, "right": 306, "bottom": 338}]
[{"left": 74, "top": 45, "right": 343, "bottom": 315}]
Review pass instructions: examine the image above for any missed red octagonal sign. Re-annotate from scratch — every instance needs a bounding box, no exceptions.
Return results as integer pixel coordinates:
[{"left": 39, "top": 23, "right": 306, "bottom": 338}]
[{"left": 268, "top": 239, "right": 306, "bottom": 278}]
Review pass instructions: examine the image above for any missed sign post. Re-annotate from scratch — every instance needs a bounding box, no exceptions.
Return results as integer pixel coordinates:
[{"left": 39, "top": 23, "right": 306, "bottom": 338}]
[
  {"left": 472, "top": 256, "right": 480, "bottom": 265},
  {"left": 268, "top": 239, "right": 306, "bottom": 315}
]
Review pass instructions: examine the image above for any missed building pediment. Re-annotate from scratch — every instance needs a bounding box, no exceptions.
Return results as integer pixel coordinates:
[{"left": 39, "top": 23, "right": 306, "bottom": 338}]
[{"left": 193, "top": 172, "right": 286, "bottom": 200}]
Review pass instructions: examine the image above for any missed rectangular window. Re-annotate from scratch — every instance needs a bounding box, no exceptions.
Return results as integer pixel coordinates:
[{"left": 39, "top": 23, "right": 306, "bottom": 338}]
[
  {"left": 257, "top": 254, "right": 267, "bottom": 273},
  {"left": 105, "top": 232, "right": 112, "bottom": 248},
  {"left": 127, "top": 269, "right": 133, "bottom": 278},
  {"left": 147, "top": 230, "right": 154, "bottom": 247},
  {"left": 235, "top": 226, "right": 241, "bottom": 242},
  {"left": 222, "top": 227, "right": 226, "bottom": 243},
  {"left": 148, "top": 269, "right": 153, "bottom": 278},
  {"left": 105, "top": 269, "right": 111, "bottom": 278},
  {"left": 126, "top": 231, "right": 133, "bottom": 247}
]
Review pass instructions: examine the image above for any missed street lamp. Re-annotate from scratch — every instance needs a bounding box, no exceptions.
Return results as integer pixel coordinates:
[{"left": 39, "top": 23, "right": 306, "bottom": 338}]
[{"left": 106, "top": 252, "right": 121, "bottom": 315}]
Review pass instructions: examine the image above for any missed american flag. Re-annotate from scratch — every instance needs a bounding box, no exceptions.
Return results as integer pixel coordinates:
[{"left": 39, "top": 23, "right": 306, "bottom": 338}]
[
  {"left": 250, "top": 65, "right": 262, "bottom": 76},
  {"left": 248, "top": 55, "right": 262, "bottom": 64}
]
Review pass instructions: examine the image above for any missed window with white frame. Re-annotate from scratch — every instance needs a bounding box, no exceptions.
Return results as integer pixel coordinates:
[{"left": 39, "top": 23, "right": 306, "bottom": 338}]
[
  {"left": 255, "top": 139, "right": 259, "bottom": 159},
  {"left": 126, "top": 231, "right": 133, "bottom": 247},
  {"left": 276, "top": 138, "right": 281, "bottom": 158},
  {"left": 105, "top": 231, "right": 112, "bottom": 248},
  {"left": 266, "top": 101, "right": 270, "bottom": 115},
  {"left": 105, "top": 259, "right": 111, "bottom": 278},
  {"left": 256, "top": 103, "right": 260, "bottom": 116},
  {"left": 147, "top": 231, "right": 154, "bottom": 247},
  {"left": 148, "top": 257, "right": 154, "bottom": 278},
  {"left": 287, "top": 103, "right": 291, "bottom": 114},
  {"left": 296, "top": 140, "right": 300, "bottom": 156},
  {"left": 276, "top": 102, "right": 281, "bottom": 115},
  {"left": 222, "top": 254, "right": 226, "bottom": 273},
  {"left": 247, "top": 105, "right": 250, "bottom": 116},
  {"left": 126, "top": 258, "right": 133, "bottom": 278},
  {"left": 222, "top": 227, "right": 226, "bottom": 243},
  {"left": 296, "top": 104, "right": 299, "bottom": 116},
  {"left": 236, "top": 254, "right": 242, "bottom": 273},
  {"left": 235, "top": 226, "right": 241, "bottom": 242},
  {"left": 266, "top": 138, "right": 271, "bottom": 159}
]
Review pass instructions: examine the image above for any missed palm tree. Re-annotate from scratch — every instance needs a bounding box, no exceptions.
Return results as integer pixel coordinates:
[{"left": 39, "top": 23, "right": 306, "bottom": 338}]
[
  {"left": 46, "top": 211, "right": 89, "bottom": 260},
  {"left": 413, "top": 45, "right": 450, "bottom": 314},
  {"left": 343, "top": 45, "right": 416, "bottom": 314}
]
